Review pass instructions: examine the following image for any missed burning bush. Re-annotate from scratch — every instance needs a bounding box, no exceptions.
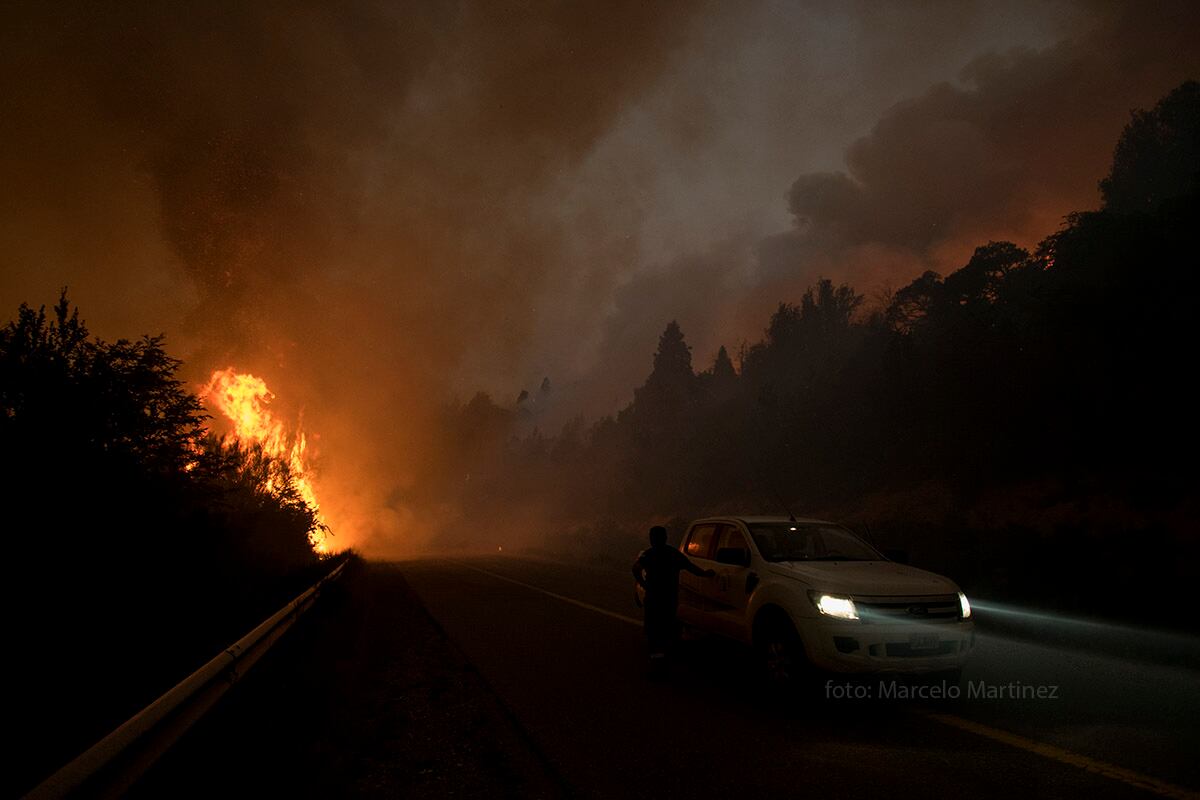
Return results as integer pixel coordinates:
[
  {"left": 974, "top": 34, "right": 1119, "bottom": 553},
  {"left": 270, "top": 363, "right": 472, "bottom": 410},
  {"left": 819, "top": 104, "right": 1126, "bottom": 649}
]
[{"left": 200, "top": 368, "right": 331, "bottom": 553}]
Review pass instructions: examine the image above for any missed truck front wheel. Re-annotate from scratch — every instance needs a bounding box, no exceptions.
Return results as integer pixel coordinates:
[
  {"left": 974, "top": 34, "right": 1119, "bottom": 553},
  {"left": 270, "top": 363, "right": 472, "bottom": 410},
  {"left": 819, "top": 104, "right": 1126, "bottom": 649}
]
[{"left": 755, "top": 613, "right": 809, "bottom": 687}]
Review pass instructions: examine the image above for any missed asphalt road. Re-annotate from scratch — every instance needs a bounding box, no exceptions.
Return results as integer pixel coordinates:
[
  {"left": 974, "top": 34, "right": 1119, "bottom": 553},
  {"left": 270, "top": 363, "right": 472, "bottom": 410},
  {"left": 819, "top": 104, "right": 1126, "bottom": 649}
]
[{"left": 400, "top": 555, "right": 1200, "bottom": 800}]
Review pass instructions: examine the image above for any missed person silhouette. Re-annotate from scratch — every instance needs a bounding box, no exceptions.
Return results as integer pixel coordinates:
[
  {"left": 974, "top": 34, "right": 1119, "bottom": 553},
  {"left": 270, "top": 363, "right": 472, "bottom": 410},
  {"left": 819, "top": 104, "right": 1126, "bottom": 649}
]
[{"left": 632, "top": 525, "right": 715, "bottom": 660}]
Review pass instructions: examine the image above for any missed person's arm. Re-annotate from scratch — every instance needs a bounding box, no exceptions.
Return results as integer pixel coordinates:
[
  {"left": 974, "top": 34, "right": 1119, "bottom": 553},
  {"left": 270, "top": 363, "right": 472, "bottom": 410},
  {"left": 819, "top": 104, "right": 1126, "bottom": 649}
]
[
  {"left": 678, "top": 550, "right": 716, "bottom": 578},
  {"left": 632, "top": 555, "right": 646, "bottom": 588}
]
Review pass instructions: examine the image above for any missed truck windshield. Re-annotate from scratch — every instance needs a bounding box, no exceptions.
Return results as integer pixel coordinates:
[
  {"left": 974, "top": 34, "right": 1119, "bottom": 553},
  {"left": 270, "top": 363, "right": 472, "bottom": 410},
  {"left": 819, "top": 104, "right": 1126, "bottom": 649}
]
[{"left": 748, "top": 523, "right": 882, "bottom": 562}]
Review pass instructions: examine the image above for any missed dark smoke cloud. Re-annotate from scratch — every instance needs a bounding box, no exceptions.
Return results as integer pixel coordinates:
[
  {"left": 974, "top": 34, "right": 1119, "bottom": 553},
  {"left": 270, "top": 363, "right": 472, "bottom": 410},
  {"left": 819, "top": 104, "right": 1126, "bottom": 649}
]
[
  {"left": 566, "top": 0, "right": 1200, "bottom": 421},
  {"left": 761, "top": 1, "right": 1200, "bottom": 292},
  {"left": 3, "top": 1, "right": 1198, "bottom": 553},
  {"left": 1, "top": 0, "right": 702, "bottom": 551}
]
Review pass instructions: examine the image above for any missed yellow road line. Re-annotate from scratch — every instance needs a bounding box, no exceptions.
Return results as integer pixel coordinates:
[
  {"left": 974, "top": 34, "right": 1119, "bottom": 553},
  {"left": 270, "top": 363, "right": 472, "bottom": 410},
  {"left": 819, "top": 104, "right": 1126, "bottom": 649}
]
[
  {"left": 922, "top": 712, "right": 1198, "bottom": 800},
  {"left": 449, "top": 558, "right": 1197, "bottom": 799},
  {"left": 449, "top": 560, "right": 642, "bottom": 627}
]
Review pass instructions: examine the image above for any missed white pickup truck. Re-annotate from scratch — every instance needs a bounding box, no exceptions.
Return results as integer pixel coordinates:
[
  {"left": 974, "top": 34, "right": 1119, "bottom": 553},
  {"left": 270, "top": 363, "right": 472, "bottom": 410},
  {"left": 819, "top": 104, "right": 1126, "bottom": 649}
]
[{"left": 665, "top": 515, "right": 974, "bottom": 682}]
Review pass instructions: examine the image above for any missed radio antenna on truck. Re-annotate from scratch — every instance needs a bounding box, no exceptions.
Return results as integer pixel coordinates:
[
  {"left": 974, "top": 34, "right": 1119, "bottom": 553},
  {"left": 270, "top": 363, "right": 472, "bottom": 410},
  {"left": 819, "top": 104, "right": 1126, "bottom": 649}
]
[{"left": 772, "top": 485, "right": 797, "bottom": 523}]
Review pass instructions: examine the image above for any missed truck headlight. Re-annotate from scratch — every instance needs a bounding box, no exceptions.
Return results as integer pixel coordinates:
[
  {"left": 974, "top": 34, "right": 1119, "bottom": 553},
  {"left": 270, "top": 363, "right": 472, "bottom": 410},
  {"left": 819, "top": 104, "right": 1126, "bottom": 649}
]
[
  {"left": 959, "top": 591, "right": 972, "bottom": 619},
  {"left": 812, "top": 593, "right": 859, "bottom": 620}
]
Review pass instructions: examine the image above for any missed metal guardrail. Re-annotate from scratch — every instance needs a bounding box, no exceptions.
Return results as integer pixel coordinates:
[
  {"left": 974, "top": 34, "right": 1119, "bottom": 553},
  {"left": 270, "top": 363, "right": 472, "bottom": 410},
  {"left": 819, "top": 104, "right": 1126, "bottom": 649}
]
[{"left": 25, "top": 558, "right": 351, "bottom": 800}]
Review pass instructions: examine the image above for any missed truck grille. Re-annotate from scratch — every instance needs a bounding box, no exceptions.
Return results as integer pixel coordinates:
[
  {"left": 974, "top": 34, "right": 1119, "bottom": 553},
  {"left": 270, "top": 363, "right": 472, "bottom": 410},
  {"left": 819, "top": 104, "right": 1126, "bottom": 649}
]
[
  {"left": 854, "top": 594, "right": 961, "bottom": 624},
  {"left": 885, "top": 641, "right": 960, "bottom": 657}
]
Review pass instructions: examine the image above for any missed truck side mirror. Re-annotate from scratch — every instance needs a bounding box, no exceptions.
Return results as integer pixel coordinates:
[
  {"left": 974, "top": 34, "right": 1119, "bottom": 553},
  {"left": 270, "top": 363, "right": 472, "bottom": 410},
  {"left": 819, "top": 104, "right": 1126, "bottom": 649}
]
[{"left": 715, "top": 547, "right": 750, "bottom": 567}]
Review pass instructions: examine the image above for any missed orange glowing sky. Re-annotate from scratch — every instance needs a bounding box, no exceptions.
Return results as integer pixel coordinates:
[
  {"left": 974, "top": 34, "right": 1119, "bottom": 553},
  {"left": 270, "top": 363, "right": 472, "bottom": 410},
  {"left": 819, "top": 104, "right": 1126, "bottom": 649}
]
[{"left": 2, "top": 1, "right": 1198, "bottom": 554}]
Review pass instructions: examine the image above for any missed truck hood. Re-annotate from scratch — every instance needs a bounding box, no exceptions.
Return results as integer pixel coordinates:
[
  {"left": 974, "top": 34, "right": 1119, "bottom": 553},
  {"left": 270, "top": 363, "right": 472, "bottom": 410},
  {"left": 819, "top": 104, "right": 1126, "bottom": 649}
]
[{"left": 765, "top": 560, "right": 958, "bottom": 597}]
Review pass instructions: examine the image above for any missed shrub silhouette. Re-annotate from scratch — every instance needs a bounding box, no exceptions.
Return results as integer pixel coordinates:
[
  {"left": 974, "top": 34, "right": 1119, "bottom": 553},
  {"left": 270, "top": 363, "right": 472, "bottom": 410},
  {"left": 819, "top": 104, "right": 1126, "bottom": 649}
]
[{"left": 1, "top": 292, "right": 325, "bottom": 795}]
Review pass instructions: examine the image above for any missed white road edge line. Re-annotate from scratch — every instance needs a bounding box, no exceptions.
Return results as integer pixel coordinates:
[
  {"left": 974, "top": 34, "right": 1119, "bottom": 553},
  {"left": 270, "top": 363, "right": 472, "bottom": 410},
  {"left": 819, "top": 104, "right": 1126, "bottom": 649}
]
[
  {"left": 921, "top": 711, "right": 1199, "bottom": 800},
  {"left": 447, "top": 558, "right": 1198, "bottom": 800},
  {"left": 449, "top": 560, "right": 642, "bottom": 627}
]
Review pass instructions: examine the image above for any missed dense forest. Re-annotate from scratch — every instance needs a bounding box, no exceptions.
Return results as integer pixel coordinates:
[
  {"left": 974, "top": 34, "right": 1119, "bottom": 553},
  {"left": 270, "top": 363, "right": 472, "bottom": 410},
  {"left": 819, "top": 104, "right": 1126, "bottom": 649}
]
[{"left": 432, "top": 81, "right": 1200, "bottom": 626}]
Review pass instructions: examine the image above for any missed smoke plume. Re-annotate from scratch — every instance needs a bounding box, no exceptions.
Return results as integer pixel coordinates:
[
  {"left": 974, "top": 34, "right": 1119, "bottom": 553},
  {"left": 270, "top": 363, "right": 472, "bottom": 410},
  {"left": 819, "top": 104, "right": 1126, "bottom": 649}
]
[{"left": 2, "top": 0, "right": 1197, "bottom": 553}]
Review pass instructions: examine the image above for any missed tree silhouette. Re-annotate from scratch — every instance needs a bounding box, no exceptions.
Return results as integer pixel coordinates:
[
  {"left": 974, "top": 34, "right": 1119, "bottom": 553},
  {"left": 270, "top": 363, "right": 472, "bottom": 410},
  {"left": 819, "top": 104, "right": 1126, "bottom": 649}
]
[
  {"left": 710, "top": 345, "right": 736, "bottom": 381},
  {"left": 630, "top": 320, "right": 696, "bottom": 435},
  {"left": 0, "top": 292, "right": 206, "bottom": 474},
  {"left": 617, "top": 321, "right": 698, "bottom": 508},
  {"left": 645, "top": 321, "right": 694, "bottom": 390},
  {"left": 943, "top": 241, "right": 1029, "bottom": 306},
  {"left": 1101, "top": 80, "right": 1200, "bottom": 214},
  {"left": 701, "top": 344, "right": 738, "bottom": 403},
  {"left": 885, "top": 270, "right": 943, "bottom": 334}
]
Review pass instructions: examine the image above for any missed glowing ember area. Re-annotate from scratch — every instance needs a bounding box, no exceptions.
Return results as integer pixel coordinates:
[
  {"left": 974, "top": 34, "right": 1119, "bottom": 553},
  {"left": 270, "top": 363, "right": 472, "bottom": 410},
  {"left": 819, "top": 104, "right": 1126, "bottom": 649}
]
[{"left": 200, "top": 368, "right": 330, "bottom": 554}]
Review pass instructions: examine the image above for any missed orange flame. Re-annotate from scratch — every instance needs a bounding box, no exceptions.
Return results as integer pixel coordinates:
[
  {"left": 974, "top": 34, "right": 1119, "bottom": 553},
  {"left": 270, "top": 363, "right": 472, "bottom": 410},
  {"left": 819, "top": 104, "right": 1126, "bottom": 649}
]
[{"left": 200, "top": 368, "right": 330, "bottom": 554}]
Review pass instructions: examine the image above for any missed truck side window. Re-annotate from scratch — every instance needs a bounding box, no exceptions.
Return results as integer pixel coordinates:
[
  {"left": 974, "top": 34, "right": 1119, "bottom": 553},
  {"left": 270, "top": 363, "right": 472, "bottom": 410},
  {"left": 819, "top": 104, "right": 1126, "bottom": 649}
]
[
  {"left": 717, "top": 526, "right": 750, "bottom": 564},
  {"left": 685, "top": 524, "right": 718, "bottom": 559}
]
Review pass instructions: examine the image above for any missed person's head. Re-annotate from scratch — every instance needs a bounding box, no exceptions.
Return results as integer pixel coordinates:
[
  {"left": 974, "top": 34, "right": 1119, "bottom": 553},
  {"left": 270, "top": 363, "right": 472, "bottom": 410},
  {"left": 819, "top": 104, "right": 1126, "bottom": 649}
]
[{"left": 649, "top": 525, "right": 667, "bottom": 546}]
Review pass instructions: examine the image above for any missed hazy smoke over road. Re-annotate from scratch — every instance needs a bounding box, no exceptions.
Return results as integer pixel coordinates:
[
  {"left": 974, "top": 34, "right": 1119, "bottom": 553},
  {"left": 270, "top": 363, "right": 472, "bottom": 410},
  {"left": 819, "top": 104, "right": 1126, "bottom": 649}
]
[{"left": 2, "top": 0, "right": 1197, "bottom": 553}]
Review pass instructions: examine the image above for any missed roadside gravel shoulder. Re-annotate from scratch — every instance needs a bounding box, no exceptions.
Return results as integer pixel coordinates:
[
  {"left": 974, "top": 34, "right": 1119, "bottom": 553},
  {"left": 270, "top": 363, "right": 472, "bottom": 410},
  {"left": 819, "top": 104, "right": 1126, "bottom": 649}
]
[{"left": 134, "top": 560, "right": 564, "bottom": 799}]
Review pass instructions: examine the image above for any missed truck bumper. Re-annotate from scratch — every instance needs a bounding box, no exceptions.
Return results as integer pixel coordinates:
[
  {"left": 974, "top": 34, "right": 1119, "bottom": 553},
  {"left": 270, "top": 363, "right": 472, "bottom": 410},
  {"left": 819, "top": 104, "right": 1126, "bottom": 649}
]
[{"left": 797, "top": 618, "right": 974, "bottom": 674}]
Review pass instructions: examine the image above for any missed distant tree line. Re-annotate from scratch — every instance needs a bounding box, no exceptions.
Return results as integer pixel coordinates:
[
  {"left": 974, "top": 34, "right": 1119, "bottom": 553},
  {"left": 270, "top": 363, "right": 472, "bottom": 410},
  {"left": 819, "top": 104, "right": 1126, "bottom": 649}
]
[{"left": 431, "top": 81, "right": 1200, "bottom": 622}]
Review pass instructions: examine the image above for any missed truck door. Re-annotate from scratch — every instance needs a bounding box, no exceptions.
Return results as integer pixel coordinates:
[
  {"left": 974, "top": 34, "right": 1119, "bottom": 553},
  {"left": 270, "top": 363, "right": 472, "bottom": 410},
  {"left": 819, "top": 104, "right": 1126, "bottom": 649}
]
[
  {"left": 710, "top": 524, "right": 754, "bottom": 642},
  {"left": 678, "top": 523, "right": 719, "bottom": 626}
]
